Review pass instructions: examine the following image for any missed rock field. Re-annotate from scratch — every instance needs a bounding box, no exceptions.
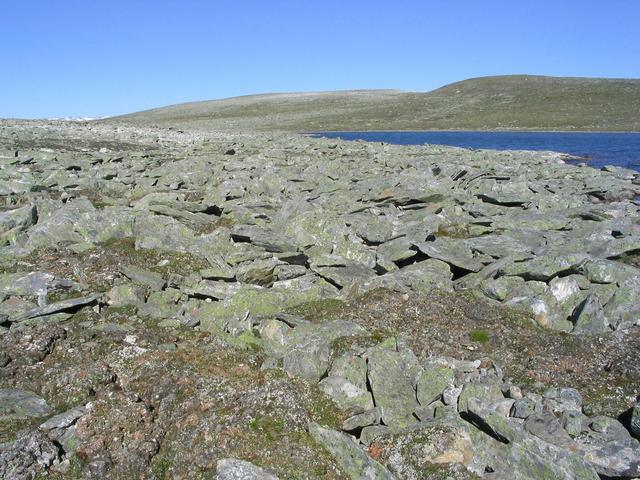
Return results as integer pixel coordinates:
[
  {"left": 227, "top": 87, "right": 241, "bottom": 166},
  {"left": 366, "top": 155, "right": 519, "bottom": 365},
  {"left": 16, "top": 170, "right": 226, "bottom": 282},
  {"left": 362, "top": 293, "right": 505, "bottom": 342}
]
[{"left": 0, "top": 120, "right": 639, "bottom": 479}]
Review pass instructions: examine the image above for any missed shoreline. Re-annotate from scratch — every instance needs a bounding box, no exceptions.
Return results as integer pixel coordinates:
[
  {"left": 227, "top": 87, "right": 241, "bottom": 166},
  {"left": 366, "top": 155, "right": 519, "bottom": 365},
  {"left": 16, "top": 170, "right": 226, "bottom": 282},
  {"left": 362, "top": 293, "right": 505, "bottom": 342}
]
[{"left": 305, "top": 128, "right": 640, "bottom": 134}]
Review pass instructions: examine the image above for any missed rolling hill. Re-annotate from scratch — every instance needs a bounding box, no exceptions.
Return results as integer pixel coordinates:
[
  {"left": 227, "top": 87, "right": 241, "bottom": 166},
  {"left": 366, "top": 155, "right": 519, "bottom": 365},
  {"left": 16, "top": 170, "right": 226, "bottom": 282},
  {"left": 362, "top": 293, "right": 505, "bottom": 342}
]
[{"left": 112, "top": 75, "right": 640, "bottom": 131}]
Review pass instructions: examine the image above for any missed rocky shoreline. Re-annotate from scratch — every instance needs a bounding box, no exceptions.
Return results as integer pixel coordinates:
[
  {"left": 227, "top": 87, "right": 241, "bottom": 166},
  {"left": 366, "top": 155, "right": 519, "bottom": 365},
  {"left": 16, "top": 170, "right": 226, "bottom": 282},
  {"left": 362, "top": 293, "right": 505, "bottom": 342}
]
[{"left": 0, "top": 120, "right": 639, "bottom": 479}]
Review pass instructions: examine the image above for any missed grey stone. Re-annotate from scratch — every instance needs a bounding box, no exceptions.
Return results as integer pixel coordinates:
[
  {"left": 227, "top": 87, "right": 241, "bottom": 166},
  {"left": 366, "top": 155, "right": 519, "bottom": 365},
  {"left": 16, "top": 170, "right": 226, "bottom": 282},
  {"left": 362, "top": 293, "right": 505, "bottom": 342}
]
[
  {"left": 308, "top": 423, "right": 396, "bottom": 480},
  {"left": 318, "top": 376, "right": 374, "bottom": 411},
  {"left": 458, "top": 380, "right": 504, "bottom": 415},
  {"left": 39, "top": 405, "right": 86, "bottom": 431},
  {"left": 377, "top": 415, "right": 599, "bottom": 480},
  {"left": 561, "top": 410, "right": 586, "bottom": 437},
  {"left": 11, "top": 294, "right": 100, "bottom": 322},
  {"left": 366, "top": 345, "right": 420, "bottom": 429},
  {"left": 575, "top": 416, "right": 640, "bottom": 478},
  {"left": 571, "top": 293, "right": 609, "bottom": 333},
  {"left": 0, "top": 428, "right": 60, "bottom": 480},
  {"left": 235, "top": 259, "right": 278, "bottom": 287},
  {"left": 413, "top": 238, "right": 488, "bottom": 272},
  {"left": 0, "top": 204, "right": 37, "bottom": 235},
  {"left": 442, "top": 385, "right": 463, "bottom": 406},
  {"left": 342, "top": 408, "right": 382, "bottom": 432},
  {"left": 0, "top": 389, "right": 52, "bottom": 420},
  {"left": 0, "top": 271, "right": 77, "bottom": 300},
  {"left": 216, "top": 458, "right": 279, "bottom": 480},
  {"left": 511, "top": 397, "right": 542, "bottom": 419},
  {"left": 282, "top": 337, "right": 329, "bottom": 383},
  {"left": 542, "top": 387, "right": 583, "bottom": 414},
  {"left": 523, "top": 411, "right": 576, "bottom": 448},
  {"left": 359, "top": 425, "right": 389, "bottom": 447},
  {"left": 416, "top": 364, "right": 454, "bottom": 406},
  {"left": 106, "top": 283, "right": 146, "bottom": 308},
  {"left": 121, "top": 265, "right": 166, "bottom": 291}
]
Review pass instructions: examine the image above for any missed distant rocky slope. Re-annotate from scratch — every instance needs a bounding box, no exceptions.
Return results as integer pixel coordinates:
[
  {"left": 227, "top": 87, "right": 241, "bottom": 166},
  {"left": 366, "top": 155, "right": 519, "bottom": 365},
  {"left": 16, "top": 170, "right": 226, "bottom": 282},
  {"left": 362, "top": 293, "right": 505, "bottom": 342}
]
[
  {"left": 113, "top": 75, "right": 640, "bottom": 131},
  {"left": 0, "top": 120, "right": 639, "bottom": 479}
]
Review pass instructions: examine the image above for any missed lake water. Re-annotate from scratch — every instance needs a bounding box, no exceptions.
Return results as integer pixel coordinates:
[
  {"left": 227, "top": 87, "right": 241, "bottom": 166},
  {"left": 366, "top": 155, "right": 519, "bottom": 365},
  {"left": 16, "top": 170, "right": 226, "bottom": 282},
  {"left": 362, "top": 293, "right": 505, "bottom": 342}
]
[{"left": 312, "top": 131, "right": 640, "bottom": 172}]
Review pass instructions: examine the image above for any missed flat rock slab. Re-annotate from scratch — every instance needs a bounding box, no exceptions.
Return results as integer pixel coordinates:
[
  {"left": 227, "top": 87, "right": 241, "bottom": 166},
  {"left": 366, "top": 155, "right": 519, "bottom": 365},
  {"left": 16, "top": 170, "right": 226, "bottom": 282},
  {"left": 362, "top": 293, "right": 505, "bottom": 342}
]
[
  {"left": 0, "top": 388, "right": 52, "bottom": 420},
  {"left": 121, "top": 265, "right": 166, "bottom": 291},
  {"left": 12, "top": 294, "right": 100, "bottom": 322}
]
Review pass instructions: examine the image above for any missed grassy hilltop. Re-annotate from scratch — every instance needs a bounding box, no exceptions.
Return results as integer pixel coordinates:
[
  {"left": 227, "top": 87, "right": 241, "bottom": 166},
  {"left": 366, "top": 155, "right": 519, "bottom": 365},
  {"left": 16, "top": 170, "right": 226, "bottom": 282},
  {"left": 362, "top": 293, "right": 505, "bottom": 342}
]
[{"left": 112, "top": 75, "right": 640, "bottom": 131}]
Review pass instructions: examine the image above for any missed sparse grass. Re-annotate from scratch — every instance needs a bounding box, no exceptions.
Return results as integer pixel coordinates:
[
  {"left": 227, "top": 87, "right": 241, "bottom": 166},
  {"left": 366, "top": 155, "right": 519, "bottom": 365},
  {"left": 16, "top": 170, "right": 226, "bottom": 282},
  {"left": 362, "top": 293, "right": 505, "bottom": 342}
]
[
  {"left": 99, "top": 237, "right": 209, "bottom": 277},
  {"left": 469, "top": 329, "right": 490, "bottom": 343},
  {"left": 111, "top": 75, "right": 640, "bottom": 132}
]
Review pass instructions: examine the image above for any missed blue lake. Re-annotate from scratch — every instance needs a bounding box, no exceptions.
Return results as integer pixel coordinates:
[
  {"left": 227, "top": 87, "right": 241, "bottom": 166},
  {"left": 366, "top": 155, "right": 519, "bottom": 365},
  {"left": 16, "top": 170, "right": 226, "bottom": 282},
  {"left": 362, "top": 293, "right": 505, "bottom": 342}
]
[{"left": 312, "top": 131, "right": 640, "bottom": 172}]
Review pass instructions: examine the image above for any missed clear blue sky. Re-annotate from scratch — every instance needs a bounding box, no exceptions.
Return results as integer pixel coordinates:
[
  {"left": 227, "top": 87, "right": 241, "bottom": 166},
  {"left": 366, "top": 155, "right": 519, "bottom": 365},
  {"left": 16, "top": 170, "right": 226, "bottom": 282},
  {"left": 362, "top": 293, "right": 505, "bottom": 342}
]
[{"left": 2, "top": 0, "right": 639, "bottom": 118}]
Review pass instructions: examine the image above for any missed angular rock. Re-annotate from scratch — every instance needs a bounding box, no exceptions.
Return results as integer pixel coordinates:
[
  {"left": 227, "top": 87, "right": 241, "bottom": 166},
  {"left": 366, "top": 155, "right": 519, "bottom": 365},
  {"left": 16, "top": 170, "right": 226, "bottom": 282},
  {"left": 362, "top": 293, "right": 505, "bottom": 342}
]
[
  {"left": 121, "top": 265, "right": 166, "bottom": 291},
  {"left": 575, "top": 416, "right": 640, "bottom": 478},
  {"left": 308, "top": 422, "right": 396, "bottom": 480},
  {"left": 571, "top": 293, "right": 609, "bottom": 333},
  {"left": 39, "top": 405, "right": 86, "bottom": 431},
  {"left": 524, "top": 412, "right": 576, "bottom": 448},
  {"left": 632, "top": 402, "right": 640, "bottom": 438},
  {"left": 318, "top": 376, "right": 374, "bottom": 411},
  {"left": 457, "top": 380, "right": 504, "bottom": 415},
  {"left": 366, "top": 345, "right": 420, "bottom": 429},
  {"left": 283, "top": 337, "right": 329, "bottom": 383},
  {"left": 11, "top": 294, "right": 100, "bottom": 322},
  {"left": 542, "top": 387, "right": 583, "bottom": 414},
  {"left": 416, "top": 364, "right": 454, "bottom": 406}
]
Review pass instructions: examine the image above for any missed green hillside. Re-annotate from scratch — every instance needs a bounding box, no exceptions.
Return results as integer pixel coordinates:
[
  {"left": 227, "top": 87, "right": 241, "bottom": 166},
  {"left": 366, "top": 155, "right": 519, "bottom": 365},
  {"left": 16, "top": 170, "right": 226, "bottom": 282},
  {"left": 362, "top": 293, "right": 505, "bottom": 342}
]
[{"left": 112, "top": 75, "right": 640, "bottom": 131}]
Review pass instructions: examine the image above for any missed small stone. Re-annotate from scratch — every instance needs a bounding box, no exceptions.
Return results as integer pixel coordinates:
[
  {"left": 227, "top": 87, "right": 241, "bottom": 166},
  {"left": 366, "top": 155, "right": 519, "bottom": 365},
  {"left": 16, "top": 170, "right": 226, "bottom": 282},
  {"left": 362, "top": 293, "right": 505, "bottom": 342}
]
[
  {"left": 283, "top": 337, "right": 329, "bottom": 383},
  {"left": 416, "top": 365, "right": 454, "bottom": 406},
  {"left": 359, "top": 425, "right": 389, "bottom": 446},
  {"left": 561, "top": 410, "right": 586, "bottom": 437},
  {"left": 457, "top": 380, "right": 504, "bottom": 414},
  {"left": 366, "top": 345, "right": 420, "bottom": 428},
  {"left": 490, "top": 398, "right": 516, "bottom": 417},
  {"left": 542, "top": 387, "right": 582, "bottom": 414},
  {"left": 442, "top": 385, "right": 462, "bottom": 406},
  {"left": 318, "top": 376, "right": 374, "bottom": 411},
  {"left": 216, "top": 458, "right": 279, "bottom": 480},
  {"left": 511, "top": 397, "right": 541, "bottom": 419},
  {"left": 506, "top": 385, "right": 523, "bottom": 400}
]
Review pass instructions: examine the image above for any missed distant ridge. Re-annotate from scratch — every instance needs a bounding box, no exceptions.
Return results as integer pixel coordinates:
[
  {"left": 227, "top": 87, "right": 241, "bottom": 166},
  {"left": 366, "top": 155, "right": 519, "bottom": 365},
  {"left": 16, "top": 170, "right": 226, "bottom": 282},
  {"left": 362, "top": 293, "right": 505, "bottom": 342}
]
[{"left": 111, "top": 75, "right": 640, "bottom": 132}]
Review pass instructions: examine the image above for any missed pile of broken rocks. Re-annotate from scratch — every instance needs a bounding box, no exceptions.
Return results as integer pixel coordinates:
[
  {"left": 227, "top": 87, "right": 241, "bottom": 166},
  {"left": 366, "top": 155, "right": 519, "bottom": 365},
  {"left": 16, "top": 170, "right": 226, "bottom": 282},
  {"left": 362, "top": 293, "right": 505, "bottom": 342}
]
[{"left": 0, "top": 121, "right": 639, "bottom": 479}]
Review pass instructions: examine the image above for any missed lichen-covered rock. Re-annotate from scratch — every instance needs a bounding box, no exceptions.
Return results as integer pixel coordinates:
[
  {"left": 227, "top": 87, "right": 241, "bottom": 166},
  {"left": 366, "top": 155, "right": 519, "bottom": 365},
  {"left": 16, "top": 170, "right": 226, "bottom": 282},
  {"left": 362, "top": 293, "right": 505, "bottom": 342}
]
[
  {"left": 457, "top": 380, "right": 504, "bottom": 415},
  {"left": 0, "top": 389, "right": 52, "bottom": 420},
  {"left": 416, "top": 364, "right": 455, "bottom": 406},
  {"left": 283, "top": 336, "right": 329, "bottom": 382},
  {"left": 574, "top": 416, "right": 640, "bottom": 478},
  {"left": 0, "top": 428, "right": 60, "bottom": 480},
  {"left": 319, "top": 354, "right": 373, "bottom": 410},
  {"left": 309, "top": 423, "right": 396, "bottom": 480},
  {"left": 366, "top": 344, "right": 420, "bottom": 429}
]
